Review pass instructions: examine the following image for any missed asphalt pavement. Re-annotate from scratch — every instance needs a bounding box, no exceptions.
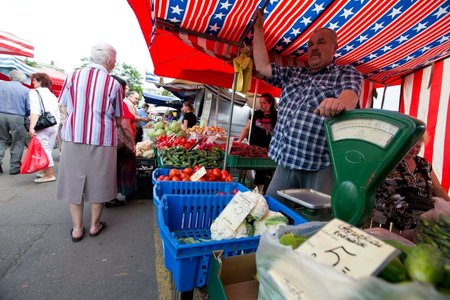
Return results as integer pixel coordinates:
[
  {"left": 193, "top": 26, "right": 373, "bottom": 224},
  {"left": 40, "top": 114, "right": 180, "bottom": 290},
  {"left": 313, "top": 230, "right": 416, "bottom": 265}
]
[{"left": 0, "top": 149, "right": 171, "bottom": 300}]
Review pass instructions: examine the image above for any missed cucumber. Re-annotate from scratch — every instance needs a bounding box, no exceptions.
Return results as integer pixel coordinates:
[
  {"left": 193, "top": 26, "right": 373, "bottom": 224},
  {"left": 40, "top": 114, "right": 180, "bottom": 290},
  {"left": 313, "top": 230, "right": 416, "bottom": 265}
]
[
  {"left": 405, "top": 243, "right": 445, "bottom": 284},
  {"left": 378, "top": 257, "right": 408, "bottom": 283}
]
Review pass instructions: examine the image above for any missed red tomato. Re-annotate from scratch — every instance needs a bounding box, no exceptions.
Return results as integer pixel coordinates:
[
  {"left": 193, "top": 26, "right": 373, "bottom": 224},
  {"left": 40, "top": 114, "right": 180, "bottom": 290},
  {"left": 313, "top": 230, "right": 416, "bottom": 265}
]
[
  {"left": 157, "top": 175, "right": 165, "bottom": 181},
  {"left": 193, "top": 165, "right": 201, "bottom": 172},
  {"left": 212, "top": 168, "right": 222, "bottom": 178},
  {"left": 169, "top": 169, "right": 180, "bottom": 177},
  {"left": 180, "top": 173, "right": 190, "bottom": 180},
  {"left": 183, "top": 167, "right": 193, "bottom": 175},
  {"left": 207, "top": 174, "right": 217, "bottom": 181},
  {"left": 221, "top": 169, "right": 230, "bottom": 178},
  {"left": 171, "top": 176, "right": 181, "bottom": 181},
  {"left": 198, "top": 178, "right": 206, "bottom": 182},
  {"left": 225, "top": 175, "right": 233, "bottom": 182}
]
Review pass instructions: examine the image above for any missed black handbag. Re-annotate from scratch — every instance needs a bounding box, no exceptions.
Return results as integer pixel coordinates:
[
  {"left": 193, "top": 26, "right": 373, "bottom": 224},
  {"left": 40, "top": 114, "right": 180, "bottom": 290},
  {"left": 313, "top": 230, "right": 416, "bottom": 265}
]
[{"left": 34, "top": 90, "right": 57, "bottom": 130}]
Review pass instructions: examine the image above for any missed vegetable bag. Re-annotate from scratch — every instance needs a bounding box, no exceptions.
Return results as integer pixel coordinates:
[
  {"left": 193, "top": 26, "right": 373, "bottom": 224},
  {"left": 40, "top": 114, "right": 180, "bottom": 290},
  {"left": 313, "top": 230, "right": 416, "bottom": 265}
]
[
  {"left": 20, "top": 136, "right": 49, "bottom": 174},
  {"left": 256, "top": 222, "right": 445, "bottom": 300}
]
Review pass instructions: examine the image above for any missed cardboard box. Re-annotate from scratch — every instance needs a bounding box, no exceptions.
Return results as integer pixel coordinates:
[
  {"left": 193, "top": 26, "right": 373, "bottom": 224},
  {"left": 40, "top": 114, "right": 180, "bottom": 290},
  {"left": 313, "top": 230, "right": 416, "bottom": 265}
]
[{"left": 207, "top": 251, "right": 258, "bottom": 300}]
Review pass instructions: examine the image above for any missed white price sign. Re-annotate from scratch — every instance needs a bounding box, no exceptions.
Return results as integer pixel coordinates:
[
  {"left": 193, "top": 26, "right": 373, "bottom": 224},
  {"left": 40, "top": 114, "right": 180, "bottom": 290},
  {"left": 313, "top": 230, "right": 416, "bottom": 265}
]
[
  {"left": 190, "top": 167, "right": 207, "bottom": 181},
  {"left": 296, "top": 219, "right": 398, "bottom": 279},
  {"left": 215, "top": 192, "right": 257, "bottom": 231}
]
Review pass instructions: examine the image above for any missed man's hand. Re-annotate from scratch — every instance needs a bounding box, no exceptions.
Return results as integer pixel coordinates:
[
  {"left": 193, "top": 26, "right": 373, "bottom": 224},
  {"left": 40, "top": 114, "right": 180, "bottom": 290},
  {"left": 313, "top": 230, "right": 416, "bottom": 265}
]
[
  {"left": 254, "top": 10, "right": 264, "bottom": 30},
  {"left": 314, "top": 98, "right": 347, "bottom": 117}
]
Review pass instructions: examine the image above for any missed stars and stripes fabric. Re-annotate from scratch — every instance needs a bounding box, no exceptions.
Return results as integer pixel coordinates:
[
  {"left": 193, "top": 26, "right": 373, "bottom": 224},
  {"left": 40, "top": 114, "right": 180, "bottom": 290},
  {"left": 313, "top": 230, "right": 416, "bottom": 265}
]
[
  {"left": 400, "top": 57, "right": 450, "bottom": 194},
  {"left": 140, "top": 0, "right": 450, "bottom": 85},
  {"left": 58, "top": 64, "right": 124, "bottom": 147},
  {"left": 359, "top": 80, "right": 374, "bottom": 109},
  {"left": 0, "top": 31, "right": 34, "bottom": 58}
]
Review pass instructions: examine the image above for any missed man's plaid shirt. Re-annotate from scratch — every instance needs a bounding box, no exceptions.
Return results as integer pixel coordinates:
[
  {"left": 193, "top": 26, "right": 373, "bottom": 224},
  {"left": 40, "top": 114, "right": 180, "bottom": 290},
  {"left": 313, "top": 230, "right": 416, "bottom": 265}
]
[{"left": 266, "top": 63, "right": 363, "bottom": 171}]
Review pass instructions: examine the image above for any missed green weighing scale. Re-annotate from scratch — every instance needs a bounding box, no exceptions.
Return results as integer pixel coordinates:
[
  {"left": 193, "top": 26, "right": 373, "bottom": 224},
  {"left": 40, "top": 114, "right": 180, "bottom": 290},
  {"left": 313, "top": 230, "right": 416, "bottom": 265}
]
[{"left": 278, "top": 109, "right": 425, "bottom": 226}]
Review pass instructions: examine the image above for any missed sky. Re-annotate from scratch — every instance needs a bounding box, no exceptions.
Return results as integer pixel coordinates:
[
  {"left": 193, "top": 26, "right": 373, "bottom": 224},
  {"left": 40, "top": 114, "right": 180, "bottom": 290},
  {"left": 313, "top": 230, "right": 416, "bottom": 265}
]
[{"left": 0, "top": 0, "right": 153, "bottom": 77}]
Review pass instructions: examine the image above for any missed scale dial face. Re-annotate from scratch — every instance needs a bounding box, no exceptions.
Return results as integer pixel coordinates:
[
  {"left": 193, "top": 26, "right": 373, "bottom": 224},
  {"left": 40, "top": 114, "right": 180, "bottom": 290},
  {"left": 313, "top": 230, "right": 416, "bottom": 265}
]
[{"left": 330, "top": 119, "right": 399, "bottom": 148}]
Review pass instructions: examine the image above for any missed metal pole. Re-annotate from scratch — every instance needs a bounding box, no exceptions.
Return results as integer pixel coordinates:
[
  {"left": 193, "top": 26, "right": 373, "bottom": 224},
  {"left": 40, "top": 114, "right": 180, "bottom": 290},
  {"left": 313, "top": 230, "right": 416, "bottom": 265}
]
[
  {"left": 247, "top": 80, "right": 260, "bottom": 144},
  {"left": 215, "top": 88, "right": 220, "bottom": 126},
  {"left": 223, "top": 74, "right": 238, "bottom": 170},
  {"left": 380, "top": 86, "right": 387, "bottom": 109}
]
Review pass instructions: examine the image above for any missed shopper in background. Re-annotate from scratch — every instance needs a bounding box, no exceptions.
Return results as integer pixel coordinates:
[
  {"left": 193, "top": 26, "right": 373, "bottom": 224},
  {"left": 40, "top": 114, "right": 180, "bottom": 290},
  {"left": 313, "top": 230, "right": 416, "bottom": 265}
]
[
  {"left": 105, "top": 75, "right": 137, "bottom": 208},
  {"left": 373, "top": 134, "right": 450, "bottom": 239},
  {"left": 181, "top": 101, "right": 197, "bottom": 130},
  {"left": 252, "top": 10, "right": 363, "bottom": 206},
  {"left": 124, "top": 91, "right": 149, "bottom": 143},
  {"left": 238, "top": 93, "right": 277, "bottom": 194},
  {"left": 28, "top": 72, "right": 60, "bottom": 183},
  {"left": 57, "top": 42, "right": 123, "bottom": 242},
  {"left": 137, "top": 103, "right": 150, "bottom": 129},
  {"left": 0, "top": 70, "right": 30, "bottom": 175}
]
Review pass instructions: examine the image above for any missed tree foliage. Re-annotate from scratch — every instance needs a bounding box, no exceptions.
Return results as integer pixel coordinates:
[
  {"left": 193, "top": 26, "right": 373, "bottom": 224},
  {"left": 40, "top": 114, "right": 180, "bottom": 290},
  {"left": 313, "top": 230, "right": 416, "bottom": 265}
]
[
  {"left": 24, "top": 58, "right": 38, "bottom": 68},
  {"left": 79, "top": 58, "right": 143, "bottom": 96},
  {"left": 161, "top": 89, "right": 175, "bottom": 97},
  {"left": 113, "top": 62, "right": 143, "bottom": 96}
]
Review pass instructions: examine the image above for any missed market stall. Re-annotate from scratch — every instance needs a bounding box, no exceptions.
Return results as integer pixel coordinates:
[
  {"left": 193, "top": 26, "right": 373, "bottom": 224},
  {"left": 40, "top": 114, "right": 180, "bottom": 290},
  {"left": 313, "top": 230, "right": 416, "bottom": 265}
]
[
  {"left": 127, "top": 0, "right": 450, "bottom": 298},
  {"left": 129, "top": 0, "right": 450, "bottom": 193}
]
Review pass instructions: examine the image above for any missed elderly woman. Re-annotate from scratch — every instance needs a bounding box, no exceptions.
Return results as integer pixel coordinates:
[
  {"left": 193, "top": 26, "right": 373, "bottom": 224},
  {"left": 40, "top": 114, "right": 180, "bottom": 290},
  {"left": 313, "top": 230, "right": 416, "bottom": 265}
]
[
  {"left": 28, "top": 72, "right": 60, "bottom": 183},
  {"left": 373, "top": 133, "right": 450, "bottom": 238},
  {"left": 57, "top": 43, "right": 123, "bottom": 242}
]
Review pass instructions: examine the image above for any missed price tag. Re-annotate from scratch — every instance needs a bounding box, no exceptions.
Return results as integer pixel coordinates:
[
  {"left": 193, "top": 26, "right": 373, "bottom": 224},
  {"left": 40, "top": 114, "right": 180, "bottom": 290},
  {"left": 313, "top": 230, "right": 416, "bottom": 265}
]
[
  {"left": 190, "top": 167, "right": 207, "bottom": 181},
  {"left": 296, "top": 219, "right": 398, "bottom": 279},
  {"left": 215, "top": 192, "right": 257, "bottom": 231}
]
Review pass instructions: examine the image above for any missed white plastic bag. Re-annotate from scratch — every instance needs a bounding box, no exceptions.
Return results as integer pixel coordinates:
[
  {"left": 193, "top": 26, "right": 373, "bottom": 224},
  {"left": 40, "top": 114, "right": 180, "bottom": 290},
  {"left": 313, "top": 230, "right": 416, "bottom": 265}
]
[{"left": 256, "top": 222, "right": 445, "bottom": 300}]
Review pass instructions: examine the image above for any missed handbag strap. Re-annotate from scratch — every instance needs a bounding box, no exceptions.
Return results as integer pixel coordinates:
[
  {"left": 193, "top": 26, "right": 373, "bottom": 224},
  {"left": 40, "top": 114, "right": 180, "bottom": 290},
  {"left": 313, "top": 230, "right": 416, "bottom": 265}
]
[{"left": 35, "top": 89, "right": 47, "bottom": 113}]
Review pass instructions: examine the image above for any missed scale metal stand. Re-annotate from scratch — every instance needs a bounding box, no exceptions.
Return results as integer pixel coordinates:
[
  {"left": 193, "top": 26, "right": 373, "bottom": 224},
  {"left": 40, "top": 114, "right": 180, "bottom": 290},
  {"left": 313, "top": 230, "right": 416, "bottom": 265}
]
[{"left": 278, "top": 109, "right": 425, "bottom": 226}]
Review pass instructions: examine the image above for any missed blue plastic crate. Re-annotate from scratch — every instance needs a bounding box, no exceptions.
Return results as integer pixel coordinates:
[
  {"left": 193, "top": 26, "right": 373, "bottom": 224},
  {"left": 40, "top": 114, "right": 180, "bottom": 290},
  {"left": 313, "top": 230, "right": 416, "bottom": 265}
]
[
  {"left": 152, "top": 168, "right": 170, "bottom": 184},
  {"left": 152, "top": 180, "right": 250, "bottom": 206},
  {"left": 157, "top": 194, "right": 307, "bottom": 292}
]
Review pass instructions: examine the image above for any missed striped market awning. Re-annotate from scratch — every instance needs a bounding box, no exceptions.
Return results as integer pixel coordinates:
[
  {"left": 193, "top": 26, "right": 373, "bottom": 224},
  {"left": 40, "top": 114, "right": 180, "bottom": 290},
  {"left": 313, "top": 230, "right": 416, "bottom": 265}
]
[
  {"left": 129, "top": 0, "right": 449, "bottom": 89},
  {"left": 0, "top": 31, "right": 34, "bottom": 58}
]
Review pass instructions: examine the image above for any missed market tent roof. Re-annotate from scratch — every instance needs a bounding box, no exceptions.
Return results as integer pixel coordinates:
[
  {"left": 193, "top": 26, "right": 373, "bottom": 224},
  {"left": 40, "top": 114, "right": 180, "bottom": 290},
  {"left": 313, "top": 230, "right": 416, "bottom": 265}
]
[
  {"left": 0, "top": 54, "right": 37, "bottom": 85},
  {"left": 0, "top": 54, "right": 36, "bottom": 76},
  {"left": 143, "top": 92, "right": 182, "bottom": 107},
  {"left": 37, "top": 68, "right": 67, "bottom": 97},
  {"left": 0, "top": 31, "right": 34, "bottom": 58},
  {"left": 128, "top": 0, "right": 450, "bottom": 88},
  {"left": 0, "top": 55, "right": 67, "bottom": 96}
]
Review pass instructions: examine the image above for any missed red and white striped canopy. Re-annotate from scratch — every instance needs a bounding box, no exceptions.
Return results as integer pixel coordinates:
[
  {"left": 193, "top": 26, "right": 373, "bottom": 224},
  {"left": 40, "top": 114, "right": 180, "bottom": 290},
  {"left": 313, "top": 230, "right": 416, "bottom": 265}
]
[
  {"left": 400, "top": 57, "right": 450, "bottom": 193},
  {"left": 128, "top": 0, "right": 450, "bottom": 89},
  {"left": 0, "top": 31, "right": 34, "bottom": 58}
]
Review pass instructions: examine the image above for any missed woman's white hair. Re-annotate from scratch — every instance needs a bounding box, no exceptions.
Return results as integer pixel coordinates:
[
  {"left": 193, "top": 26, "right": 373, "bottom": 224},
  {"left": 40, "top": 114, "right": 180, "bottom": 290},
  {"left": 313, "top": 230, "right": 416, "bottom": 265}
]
[
  {"left": 89, "top": 42, "right": 117, "bottom": 66},
  {"left": 9, "top": 70, "right": 26, "bottom": 82}
]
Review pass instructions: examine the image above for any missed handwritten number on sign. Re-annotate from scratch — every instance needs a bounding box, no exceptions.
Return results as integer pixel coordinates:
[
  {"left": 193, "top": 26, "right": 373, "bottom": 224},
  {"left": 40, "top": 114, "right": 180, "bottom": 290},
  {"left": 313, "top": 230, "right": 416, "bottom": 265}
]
[{"left": 324, "top": 246, "right": 356, "bottom": 266}]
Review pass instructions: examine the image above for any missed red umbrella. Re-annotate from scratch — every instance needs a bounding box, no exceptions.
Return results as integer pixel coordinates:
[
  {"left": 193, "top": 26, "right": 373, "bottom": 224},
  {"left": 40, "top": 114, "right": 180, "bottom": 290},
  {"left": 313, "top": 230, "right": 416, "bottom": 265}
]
[{"left": 0, "top": 31, "right": 34, "bottom": 58}]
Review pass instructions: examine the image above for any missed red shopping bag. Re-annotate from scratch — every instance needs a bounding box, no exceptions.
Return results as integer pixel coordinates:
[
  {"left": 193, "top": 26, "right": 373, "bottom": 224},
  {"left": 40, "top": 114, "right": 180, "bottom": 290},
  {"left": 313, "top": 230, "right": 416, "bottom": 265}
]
[{"left": 20, "top": 136, "right": 50, "bottom": 174}]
